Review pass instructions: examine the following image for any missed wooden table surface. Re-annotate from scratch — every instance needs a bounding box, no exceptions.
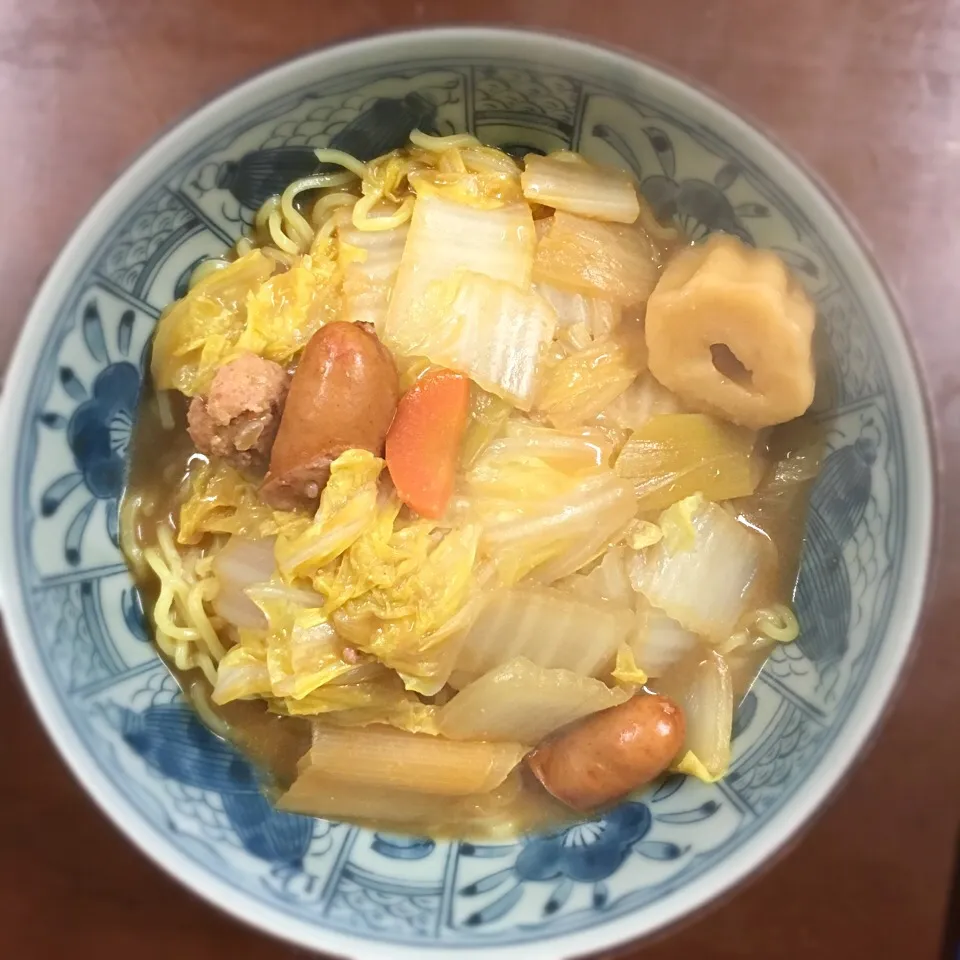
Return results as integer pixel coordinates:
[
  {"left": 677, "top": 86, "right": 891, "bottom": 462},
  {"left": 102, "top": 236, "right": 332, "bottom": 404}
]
[{"left": 1, "top": 1, "right": 958, "bottom": 957}]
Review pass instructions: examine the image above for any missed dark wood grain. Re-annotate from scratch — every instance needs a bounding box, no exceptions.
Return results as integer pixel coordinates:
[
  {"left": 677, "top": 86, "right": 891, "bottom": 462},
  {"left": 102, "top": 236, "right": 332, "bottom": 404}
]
[{"left": 2, "top": 1, "right": 959, "bottom": 957}]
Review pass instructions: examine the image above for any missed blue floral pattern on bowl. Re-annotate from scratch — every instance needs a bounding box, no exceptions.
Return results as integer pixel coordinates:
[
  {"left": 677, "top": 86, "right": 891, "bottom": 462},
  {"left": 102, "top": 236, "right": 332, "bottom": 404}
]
[
  {"left": 0, "top": 29, "right": 932, "bottom": 960},
  {"left": 38, "top": 301, "right": 141, "bottom": 564}
]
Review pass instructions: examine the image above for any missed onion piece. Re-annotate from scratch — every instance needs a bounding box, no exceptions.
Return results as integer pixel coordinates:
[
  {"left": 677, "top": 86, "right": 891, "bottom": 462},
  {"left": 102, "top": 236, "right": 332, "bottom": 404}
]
[
  {"left": 438, "top": 657, "right": 629, "bottom": 744},
  {"left": 521, "top": 154, "right": 640, "bottom": 223},
  {"left": 302, "top": 724, "right": 524, "bottom": 796}
]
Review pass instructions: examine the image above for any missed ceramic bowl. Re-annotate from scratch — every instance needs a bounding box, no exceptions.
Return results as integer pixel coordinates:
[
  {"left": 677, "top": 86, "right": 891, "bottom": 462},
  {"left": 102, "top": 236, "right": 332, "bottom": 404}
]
[{"left": 0, "top": 27, "right": 934, "bottom": 959}]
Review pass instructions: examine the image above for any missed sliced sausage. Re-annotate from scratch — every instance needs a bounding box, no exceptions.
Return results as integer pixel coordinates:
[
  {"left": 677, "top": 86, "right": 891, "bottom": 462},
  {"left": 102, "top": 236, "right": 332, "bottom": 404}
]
[
  {"left": 261, "top": 322, "right": 400, "bottom": 510},
  {"left": 526, "top": 694, "right": 685, "bottom": 812},
  {"left": 186, "top": 353, "right": 288, "bottom": 471}
]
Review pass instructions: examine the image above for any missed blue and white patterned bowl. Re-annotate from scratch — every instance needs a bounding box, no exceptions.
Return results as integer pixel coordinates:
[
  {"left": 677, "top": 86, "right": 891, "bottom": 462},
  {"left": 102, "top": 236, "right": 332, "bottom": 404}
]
[{"left": 0, "top": 28, "right": 934, "bottom": 959}]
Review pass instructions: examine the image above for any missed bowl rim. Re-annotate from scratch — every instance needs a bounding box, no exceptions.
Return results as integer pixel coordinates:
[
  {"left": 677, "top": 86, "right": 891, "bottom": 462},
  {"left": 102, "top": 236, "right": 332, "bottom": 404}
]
[{"left": 0, "top": 25, "right": 936, "bottom": 960}]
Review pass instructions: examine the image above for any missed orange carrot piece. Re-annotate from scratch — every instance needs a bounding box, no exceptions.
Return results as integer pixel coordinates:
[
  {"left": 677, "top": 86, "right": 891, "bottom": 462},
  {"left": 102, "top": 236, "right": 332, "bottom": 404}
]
[{"left": 386, "top": 369, "right": 471, "bottom": 518}]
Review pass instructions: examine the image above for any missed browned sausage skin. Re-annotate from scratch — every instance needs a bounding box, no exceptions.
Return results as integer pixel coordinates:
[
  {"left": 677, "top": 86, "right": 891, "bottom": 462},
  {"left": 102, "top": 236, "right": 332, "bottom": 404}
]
[
  {"left": 526, "top": 694, "right": 685, "bottom": 812},
  {"left": 261, "top": 322, "right": 400, "bottom": 510}
]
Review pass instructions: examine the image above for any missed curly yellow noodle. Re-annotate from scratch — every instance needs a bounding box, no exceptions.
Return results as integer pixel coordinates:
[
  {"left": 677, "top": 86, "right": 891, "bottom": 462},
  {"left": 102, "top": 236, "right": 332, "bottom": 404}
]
[
  {"left": 141, "top": 523, "right": 226, "bottom": 687},
  {"left": 184, "top": 646, "right": 218, "bottom": 686},
  {"left": 289, "top": 171, "right": 356, "bottom": 195},
  {"left": 187, "top": 680, "right": 232, "bottom": 738},
  {"left": 145, "top": 548, "right": 198, "bottom": 644},
  {"left": 188, "top": 258, "right": 231, "bottom": 290},
  {"left": 119, "top": 493, "right": 149, "bottom": 576},
  {"left": 717, "top": 604, "right": 800, "bottom": 655},
  {"left": 157, "top": 617, "right": 216, "bottom": 685},
  {"left": 409, "top": 129, "right": 480, "bottom": 152},
  {"left": 253, "top": 154, "right": 412, "bottom": 250},
  {"left": 255, "top": 195, "right": 280, "bottom": 230},
  {"left": 352, "top": 193, "right": 415, "bottom": 231},
  {"left": 312, "top": 147, "right": 369, "bottom": 180},
  {"left": 309, "top": 215, "right": 341, "bottom": 255},
  {"left": 188, "top": 578, "right": 227, "bottom": 661},
  {"left": 234, "top": 236, "right": 254, "bottom": 257},
  {"left": 266, "top": 209, "right": 302, "bottom": 255},
  {"left": 279, "top": 172, "right": 354, "bottom": 251},
  {"left": 755, "top": 603, "right": 800, "bottom": 643},
  {"left": 156, "top": 523, "right": 182, "bottom": 573},
  {"left": 310, "top": 191, "right": 358, "bottom": 228},
  {"left": 262, "top": 246, "right": 296, "bottom": 268},
  {"left": 153, "top": 524, "right": 174, "bottom": 570}
]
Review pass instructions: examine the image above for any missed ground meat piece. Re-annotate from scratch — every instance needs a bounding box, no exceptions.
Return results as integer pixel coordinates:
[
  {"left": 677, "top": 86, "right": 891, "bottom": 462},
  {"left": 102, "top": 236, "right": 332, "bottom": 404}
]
[{"left": 187, "top": 354, "right": 289, "bottom": 470}]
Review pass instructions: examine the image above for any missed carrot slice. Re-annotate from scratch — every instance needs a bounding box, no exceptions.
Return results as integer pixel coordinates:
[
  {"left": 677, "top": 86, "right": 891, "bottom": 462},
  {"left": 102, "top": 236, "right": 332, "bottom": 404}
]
[{"left": 386, "top": 369, "right": 471, "bottom": 518}]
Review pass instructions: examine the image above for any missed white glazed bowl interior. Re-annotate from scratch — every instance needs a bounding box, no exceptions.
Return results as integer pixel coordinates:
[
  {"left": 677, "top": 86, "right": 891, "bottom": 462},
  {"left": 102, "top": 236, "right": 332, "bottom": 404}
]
[{"left": 0, "top": 27, "right": 933, "bottom": 960}]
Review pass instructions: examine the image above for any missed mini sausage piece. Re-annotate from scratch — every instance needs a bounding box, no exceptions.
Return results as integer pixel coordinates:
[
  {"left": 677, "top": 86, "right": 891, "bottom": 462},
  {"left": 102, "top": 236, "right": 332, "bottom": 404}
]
[
  {"left": 526, "top": 694, "right": 685, "bottom": 812},
  {"left": 186, "top": 353, "right": 289, "bottom": 471},
  {"left": 261, "top": 322, "right": 400, "bottom": 510}
]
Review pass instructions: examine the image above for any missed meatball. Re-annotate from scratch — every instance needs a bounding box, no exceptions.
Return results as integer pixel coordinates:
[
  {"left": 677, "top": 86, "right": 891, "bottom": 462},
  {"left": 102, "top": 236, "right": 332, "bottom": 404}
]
[{"left": 187, "top": 354, "right": 289, "bottom": 471}]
